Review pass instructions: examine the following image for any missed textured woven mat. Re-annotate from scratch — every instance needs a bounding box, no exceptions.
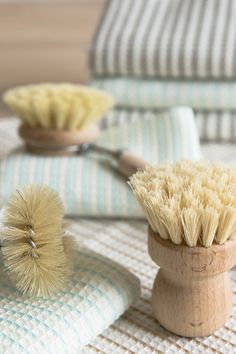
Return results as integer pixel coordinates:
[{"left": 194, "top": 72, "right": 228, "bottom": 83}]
[{"left": 69, "top": 220, "right": 236, "bottom": 354}]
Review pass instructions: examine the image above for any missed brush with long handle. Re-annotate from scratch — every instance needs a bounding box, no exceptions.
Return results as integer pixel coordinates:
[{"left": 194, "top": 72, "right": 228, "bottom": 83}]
[
  {"left": 0, "top": 184, "right": 73, "bottom": 297},
  {"left": 19, "top": 125, "right": 147, "bottom": 178},
  {"left": 3, "top": 84, "right": 147, "bottom": 178},
  {"left": 129, "top": 160, "right": 236, "bottom": 337}
]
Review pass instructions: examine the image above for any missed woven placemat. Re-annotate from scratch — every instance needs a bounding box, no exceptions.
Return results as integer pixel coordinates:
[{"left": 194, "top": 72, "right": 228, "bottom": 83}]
[{"left": 68, "top": 219, "right": 236, "bottom": 354}]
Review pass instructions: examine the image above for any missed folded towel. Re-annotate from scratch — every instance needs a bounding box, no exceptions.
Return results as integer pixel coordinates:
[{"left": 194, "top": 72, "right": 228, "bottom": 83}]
[
  {"left": 100, "top": 108, "right": 236, "bottom": 143},
  {"left": 0, "top": 108, "right": 201, "bottom": 217},
  {"left": 90, "top": 0, "right": 236, "bottom": 79},
  {"left": 0, "top": 244, "right": 140, "bottom": 353},
  {"left": 196, "top": 111, "right": 236, "bottom": 142},
  {"left": 92, "top": 78, "right": 236, "bottom": 142},
  {"left": 91, "top": 78, "right": 236, "bottom": 111}
]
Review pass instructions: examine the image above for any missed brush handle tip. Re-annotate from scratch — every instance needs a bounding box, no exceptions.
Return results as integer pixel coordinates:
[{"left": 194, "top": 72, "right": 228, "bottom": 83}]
[{"left": 118, "top": 152, "right": 147, "bottom": 178}]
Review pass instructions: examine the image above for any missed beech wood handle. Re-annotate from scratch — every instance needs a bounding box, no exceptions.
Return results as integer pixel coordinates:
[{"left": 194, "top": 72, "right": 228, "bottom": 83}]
[{"left": 118, "top": 152, "right": 147, "bottom": 178}]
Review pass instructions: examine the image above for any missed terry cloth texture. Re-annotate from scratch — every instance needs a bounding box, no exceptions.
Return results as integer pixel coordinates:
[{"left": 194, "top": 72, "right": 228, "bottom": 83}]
[
  {"left": 90, "top": 0, "right": 236, "bottom": 79},
  {"left": 90, "top": 0, "right": 236, "bottom": 142},
  {"left": 0, "top": 109, "right": 201, "bottom": 218},
  {"left": 0, "top": 243, "right": 140, "bottom": 353}
]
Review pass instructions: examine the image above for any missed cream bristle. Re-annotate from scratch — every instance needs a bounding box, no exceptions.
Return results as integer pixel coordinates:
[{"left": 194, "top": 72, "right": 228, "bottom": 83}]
[
  {"left": 0, "top": 185, "right": 72, "bottom": 297},
  {"left": 129, "top": 161, "right": 236, "bottom": 247},
  {"left": 3, "top": 83, "right": 114, "bottom": 131},
  {"left": 161, "top": 203, "right": 182, "bottom": 244}
]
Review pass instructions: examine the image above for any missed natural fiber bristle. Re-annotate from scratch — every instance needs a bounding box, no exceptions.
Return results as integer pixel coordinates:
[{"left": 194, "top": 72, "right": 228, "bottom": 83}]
[
  {"left": 0, "top": 185, "right": 71, "bottom": 297},
  {"left": 3, "top": 83, "right": 114, "bottom": 130},
  {"left": 129, "top": 160, "right": 236, "bottom": 247}
]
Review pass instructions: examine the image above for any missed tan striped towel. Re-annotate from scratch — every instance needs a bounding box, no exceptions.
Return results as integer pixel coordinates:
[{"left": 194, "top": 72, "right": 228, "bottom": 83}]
[{"left": 90, "top": 0, "right": 236, "bottom": 79}]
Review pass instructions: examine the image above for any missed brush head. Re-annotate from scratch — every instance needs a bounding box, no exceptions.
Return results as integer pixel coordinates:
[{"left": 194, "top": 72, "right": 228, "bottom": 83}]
[
  {"left": 0, "top": 185, "right": 72, "bottom": 297},
  {"left": 3, "top": 83, "right": 114, "bottom": 130},
  {"left": 129, "top": 160, "right": 236, "bottom": 248}
]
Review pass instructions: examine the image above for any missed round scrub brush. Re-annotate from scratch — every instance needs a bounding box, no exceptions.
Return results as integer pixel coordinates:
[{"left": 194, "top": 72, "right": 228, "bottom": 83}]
[
  {"left": 3, "top": 83, "right": 114, "bottom": 147},
  {"left": 3, "top": 83, "right": 147, "bottom": 178},
  {"left": 129, "top": 160, "right": 236, "bottom": 337},
  {"left": 0, "top": 184, "right": 72, "bottom": 297}
]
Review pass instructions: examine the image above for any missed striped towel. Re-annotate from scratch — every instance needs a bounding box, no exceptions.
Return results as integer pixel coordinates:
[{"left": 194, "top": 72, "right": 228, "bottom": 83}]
[
  {"left": 0, "top": 244, "right": 140, "bottom": 352},
  {"left": 92, "top": 78, "right": 236, "bottom": 111},
  {"left": 0, "top": 109, "right": 201, "bottom": 217},
  {"left": 195, "top": 111, "right": 236, "bottom": 143},
  {"left": 90, "top": 0, "right": 236, "bottom": 79},
  {"left": 92, "top": 78, "right": 236, "bottom": 142},
  {"left": 90, "top": 0, "right": 236, "bottom": 143}
]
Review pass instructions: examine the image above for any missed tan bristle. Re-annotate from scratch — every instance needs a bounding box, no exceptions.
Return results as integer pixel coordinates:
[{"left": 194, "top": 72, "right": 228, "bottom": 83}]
[
  {"left": 3, "top": 83, "right": 114, "bottom": 130},
  {"left": 201, "top": 207, "right": 219, "bottom": 247},
  {"left": 129, "top": 160, "right": 236, "bottom": 247},
  {"left": 216, "top": 207, "right": 236, "bottom": 245},
  {"left": 0, "top": 184, "right": 72, "bottom": 297},
  {"left": 181, "top": 207, "right": 202, "bottom": 247}
]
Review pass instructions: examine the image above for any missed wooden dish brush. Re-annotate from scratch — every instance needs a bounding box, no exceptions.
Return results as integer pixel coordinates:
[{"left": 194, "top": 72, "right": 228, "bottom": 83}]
[
  {"left": 129, "top": 160, "right": 236, "bottom": 337},
  {"left": 0, "top": 184, "right": 73, "bottom": 297},
  {"left": 3, "top": 84, "right": 146, "bottom": 178}
]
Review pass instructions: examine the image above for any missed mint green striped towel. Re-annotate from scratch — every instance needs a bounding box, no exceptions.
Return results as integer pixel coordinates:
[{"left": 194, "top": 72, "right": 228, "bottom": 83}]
[
  {"left": 91, "top": 78, "right": 236, "bottom": 111},
  {"left": 0, "top": 108, "right": 201, "bottom": 217},
  {"left": 0, "top": 246, "right": 140, "bottom": 353}
]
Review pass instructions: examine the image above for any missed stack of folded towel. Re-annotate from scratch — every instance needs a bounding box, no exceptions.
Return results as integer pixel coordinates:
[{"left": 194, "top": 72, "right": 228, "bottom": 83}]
[{"left": 90, "top": 0, "right": 236, "bottom": 142}]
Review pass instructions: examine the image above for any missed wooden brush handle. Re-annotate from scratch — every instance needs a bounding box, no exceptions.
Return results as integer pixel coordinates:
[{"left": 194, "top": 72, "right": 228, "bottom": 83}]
[
  {"left": 148, "top": 227, "right": 236, "bottom": 337},
  {"left": 118, "top": 152, "right": 147, "bottom": 178}
]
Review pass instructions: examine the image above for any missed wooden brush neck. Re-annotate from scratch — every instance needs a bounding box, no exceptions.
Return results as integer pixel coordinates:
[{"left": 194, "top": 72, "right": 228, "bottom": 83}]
[
  {"left": 148, "top": 226, "right": 236, "bottom": 277},
  {"left": 18, "top": 123, "right": 100, "bottom": 154}
]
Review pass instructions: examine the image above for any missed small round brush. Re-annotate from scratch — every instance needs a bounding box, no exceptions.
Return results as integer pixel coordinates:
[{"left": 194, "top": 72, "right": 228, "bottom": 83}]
[
  {"left": 129, "top": 160, "right": 236, "bottom": 337},
  {"left": 3, "top": 83, "right": 147, "bottom": 178},
  {"left": 0, "top": 184, "right": 72, "bottom": 297},
  {"left": 3, "top": 83, "right": 114, "bottom": 148}
]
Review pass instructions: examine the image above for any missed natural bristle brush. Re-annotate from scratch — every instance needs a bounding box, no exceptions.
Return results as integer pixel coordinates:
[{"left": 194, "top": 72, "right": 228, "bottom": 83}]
[
  {"left": 3, "top": 84, "right": 147, "bottom": 177},
  {"left": 0, "top": 184, "right": 73, "bottom": 297},
  {"left": 129, "top": 160, "right": 236, "bottom": 337}
]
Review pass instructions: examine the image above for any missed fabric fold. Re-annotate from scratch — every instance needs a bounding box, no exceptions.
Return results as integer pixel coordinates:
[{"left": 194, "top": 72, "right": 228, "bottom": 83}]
[
  {"left": 92, "top": 78, "right": 236, "bottom": 142},
  {"left": 91, "top": 78, "right": 236, "bottom": 111}
]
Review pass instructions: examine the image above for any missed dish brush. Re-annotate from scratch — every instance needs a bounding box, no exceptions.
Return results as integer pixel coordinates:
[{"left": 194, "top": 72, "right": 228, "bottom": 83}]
[
  {"left": 0, "top": 184, "right": 73, "bottom": 297},
  {"left": 129, "top": 160, "right": 236, "bottom": 337},
  {"left": 3, "top": 83, "right": 146, "bottom": 177}
]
